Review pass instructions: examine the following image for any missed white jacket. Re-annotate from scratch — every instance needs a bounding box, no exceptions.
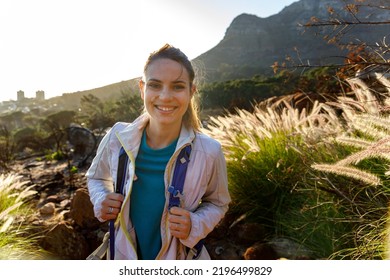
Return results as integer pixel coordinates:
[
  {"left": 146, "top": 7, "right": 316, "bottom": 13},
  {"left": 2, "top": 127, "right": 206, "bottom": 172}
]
[{"left": 86, "top": 114, "right": 231, "bottom": 259}]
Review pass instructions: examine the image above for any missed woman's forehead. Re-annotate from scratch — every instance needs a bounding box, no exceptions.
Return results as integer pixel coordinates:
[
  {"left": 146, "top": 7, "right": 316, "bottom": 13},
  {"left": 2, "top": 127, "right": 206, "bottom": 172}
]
[{"left": 145, "top": 58, "right": 190, "bottom": 81}]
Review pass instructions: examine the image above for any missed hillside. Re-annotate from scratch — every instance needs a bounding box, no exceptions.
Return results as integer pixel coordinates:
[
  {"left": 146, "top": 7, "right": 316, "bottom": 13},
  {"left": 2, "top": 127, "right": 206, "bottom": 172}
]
[
  {"left": 194, "top": 0, "right": 390, "bottom": 81},
  {"left": 46, "top": 78, "right": 140, "bottom": 110},
  {"left": 47, "top": 0, "right": 390, "bottom": 105}
]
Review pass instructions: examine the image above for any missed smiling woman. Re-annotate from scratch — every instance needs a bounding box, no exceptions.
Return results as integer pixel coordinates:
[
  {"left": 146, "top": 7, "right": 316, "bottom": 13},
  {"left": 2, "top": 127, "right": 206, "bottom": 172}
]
[{"left": 86, "top": 44, "right": 231, "bottom": 260}]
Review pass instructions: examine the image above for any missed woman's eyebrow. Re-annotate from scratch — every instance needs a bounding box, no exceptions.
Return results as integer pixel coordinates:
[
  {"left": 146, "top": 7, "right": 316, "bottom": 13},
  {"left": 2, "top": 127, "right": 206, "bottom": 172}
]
[
  {"left": 147, "top": 78, "right": 162, "bottom": 83},
  {"left": 146, "top": 78, "right": 186, "bottom": 84}
]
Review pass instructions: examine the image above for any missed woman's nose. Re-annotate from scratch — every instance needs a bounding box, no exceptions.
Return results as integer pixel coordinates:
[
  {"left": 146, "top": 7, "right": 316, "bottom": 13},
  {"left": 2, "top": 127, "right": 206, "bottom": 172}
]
[{"left": 159, "top": 86, "right": 172, "bottom": 99}]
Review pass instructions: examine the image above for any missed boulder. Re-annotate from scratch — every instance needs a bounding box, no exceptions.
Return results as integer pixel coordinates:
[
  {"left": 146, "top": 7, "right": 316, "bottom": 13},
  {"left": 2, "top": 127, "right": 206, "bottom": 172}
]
[
  {"left": 69, "top": 188, "right": 100, "bottom": 229},
  {"left": 41, "top": 221, "right": 90, "bottom": 259}
]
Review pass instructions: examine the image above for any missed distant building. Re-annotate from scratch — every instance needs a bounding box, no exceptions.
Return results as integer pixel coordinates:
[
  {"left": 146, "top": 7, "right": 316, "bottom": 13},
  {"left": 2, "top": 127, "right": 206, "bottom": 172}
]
[
  {"left": 36, "top": 90, "right": 45, "bottom": 101},
  {"left": 17, "top": 90, "right": 25, "bottom": 101}
]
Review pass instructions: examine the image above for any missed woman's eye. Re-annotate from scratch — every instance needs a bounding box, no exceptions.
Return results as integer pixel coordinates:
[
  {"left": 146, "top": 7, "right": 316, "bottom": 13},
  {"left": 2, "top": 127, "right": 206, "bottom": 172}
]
[
  {"left": 173, "top": 84, "right": 185, "bottom": 90},
  {"left": 147, "top": 83, "right": 161, "bottom": 89}
]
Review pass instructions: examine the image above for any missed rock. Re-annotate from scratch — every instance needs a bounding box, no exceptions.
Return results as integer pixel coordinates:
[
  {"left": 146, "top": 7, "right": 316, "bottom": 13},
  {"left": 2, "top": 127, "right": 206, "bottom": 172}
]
[
  {"left": 41, "top": 221, "right": 90, "bottom": 259},
  {"left": 268, "top": 237, "right": 312, "bottom": 260},
  {"left": 60, "top": 199, "right": 71, "bottom": 208},
  {"left": 45, "top": 195, "right": 60, "bottom": 203},
  {"left": 69, "top": 188, "right": 100, "bottom": 229},
  {"left": 39, "top": 202, "right": 56, "bottom": 215},
  {"left": 244, "top": 242, "right": 278, "bottom": 260}
]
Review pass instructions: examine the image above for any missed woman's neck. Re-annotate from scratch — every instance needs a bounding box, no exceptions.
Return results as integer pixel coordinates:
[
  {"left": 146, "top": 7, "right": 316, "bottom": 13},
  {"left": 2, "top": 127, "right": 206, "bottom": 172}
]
[{"left": 145, "top": 122, "right": 181, "bottom": 149}]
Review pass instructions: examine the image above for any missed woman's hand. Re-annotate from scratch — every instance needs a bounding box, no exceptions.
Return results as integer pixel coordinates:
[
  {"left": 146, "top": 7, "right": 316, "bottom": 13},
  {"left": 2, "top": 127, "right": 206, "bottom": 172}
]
[
  {"left": 100, "top": 192, "right": 124, "bottom": 221},
  {"left": 168, "top": 207, "right": 192, "bottom": 240}
]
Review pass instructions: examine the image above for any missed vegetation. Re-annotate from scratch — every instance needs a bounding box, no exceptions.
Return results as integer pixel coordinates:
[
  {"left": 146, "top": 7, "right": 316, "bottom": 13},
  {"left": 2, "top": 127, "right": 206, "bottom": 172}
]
[
  {"left": 204, "top": 74, "right": 390, "bottom": 259},
  {"left": 0, "top": 0, "right": 389, "bottom": 260},
  {"left": 0, "top": 174, "right": 49, "bottom": 259},
  {"left": 275, "top": 1, "right": 390, "bottom": 79},
  {"left": 199, "top": 67, "right": 344, "bottom": 113},
  {"left": 0, "top": 126, "right": 15, "bottom": 171}
]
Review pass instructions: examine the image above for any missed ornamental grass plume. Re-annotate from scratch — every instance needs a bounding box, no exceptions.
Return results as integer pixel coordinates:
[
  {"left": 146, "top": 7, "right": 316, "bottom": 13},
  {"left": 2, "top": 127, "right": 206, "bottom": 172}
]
[
  {"left": 205, "top": 73, "right": 390, "bottom": 259},
  {"left": 312, "top": 164, "right": 381, "bottom": 186},
  {"left": 0, "top": 173, "right": 48, "bottom": 259},
  {"left": 310, "top": 74, "right": 390, "bottom": 259},
  {"left": 312, "top": 114, "right": 390, "bottom": 187},
  {"left": 204, "top": 97, "right": 343, "bottom": 158},
  {"left": 203, "top": 91, "right": 349, "bottom": 259}
]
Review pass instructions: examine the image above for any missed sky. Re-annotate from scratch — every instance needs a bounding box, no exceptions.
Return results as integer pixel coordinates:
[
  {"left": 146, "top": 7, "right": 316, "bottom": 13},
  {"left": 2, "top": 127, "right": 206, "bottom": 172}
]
[{"left": 0, "top": 0, "right": 297, "bottom": 102}]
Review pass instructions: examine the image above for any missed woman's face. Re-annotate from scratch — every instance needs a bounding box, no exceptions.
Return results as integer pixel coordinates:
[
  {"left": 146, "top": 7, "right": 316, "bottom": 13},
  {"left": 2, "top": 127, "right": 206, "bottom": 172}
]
[{"left": 140, "top": 58, "right": 194, "bottom": 130}]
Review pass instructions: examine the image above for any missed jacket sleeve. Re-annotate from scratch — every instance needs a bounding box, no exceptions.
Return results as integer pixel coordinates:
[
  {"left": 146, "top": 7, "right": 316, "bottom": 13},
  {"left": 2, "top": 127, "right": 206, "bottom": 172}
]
[
  {"left": 86, "top": 128, "right": 115, "bottom": 222},
  {"left": 181, "top": 146, "right": 231, "bottom": 248}
]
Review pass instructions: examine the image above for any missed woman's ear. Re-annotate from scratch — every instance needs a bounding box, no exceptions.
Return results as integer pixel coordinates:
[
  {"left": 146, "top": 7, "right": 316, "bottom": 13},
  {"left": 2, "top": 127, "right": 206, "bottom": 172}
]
[
  {"left": 139, "top": 79, "right": 145, "bottom": 100},
  {"left": 190, "top": 84, "right": 197, "bottom": 98}
]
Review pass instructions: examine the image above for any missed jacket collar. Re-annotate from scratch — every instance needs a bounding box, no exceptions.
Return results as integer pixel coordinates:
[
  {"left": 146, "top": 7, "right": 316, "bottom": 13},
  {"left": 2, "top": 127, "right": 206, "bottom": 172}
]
[
  {"left": 116, "top": 113, "right": 195, "bottom": 154},
  {"left": 176, "top": 121, "right": 195, "bottom": 151}
]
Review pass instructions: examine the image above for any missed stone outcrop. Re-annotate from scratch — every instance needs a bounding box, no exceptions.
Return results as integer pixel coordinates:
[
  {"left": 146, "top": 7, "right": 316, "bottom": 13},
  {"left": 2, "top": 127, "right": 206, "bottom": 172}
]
[{"left": 194, "top": 0, "right": 390, "bottom": 81}]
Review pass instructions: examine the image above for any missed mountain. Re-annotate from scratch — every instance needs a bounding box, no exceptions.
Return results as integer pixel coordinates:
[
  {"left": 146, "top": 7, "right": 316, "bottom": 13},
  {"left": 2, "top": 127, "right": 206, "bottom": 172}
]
[
  {"left": 194, "top": 0, "right": 390, "bottom": 81},
  {"left": 42, "top": 0, "right": 389, "bottom": 107}
]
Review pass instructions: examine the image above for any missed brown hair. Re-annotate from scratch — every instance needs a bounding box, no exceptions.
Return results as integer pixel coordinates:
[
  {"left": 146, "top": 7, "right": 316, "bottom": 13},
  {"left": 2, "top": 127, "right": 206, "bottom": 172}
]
[{"left": 143, "top": 44, "right": 201, "bottom": 131}]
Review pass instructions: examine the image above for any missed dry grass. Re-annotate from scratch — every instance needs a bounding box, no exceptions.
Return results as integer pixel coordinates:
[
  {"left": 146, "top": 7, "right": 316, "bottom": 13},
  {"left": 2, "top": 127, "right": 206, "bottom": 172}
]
[
  {"left": 204, "top": 72, "right": 390, "bottom": 259},
  {"left": 0, "top": 173, "right": 48, "bottom": 259}
]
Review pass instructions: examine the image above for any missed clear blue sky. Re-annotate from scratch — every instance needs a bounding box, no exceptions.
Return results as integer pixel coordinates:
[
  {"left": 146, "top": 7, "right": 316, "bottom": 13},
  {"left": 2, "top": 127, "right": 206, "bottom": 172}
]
[{"left": 0, "top": 0, "right": 297, "bottom": 102}]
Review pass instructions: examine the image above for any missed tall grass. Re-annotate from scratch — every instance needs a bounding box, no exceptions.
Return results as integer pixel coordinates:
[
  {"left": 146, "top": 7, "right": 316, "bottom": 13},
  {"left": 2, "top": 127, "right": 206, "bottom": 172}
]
[
  {"left": 313, "top": 76, "right": 390, "bottom": 259},
  {"left": 311, "top": 113, "right": 390, "bottom": 259},
  {"left": 0, "top": 173, "right": 48, "bottom": 259},
  {"left": 205, "top": 98, "right": 350, "bottom": 258},
  {"left": 204, "top": 73, "right": 390, "bottom": 259}
]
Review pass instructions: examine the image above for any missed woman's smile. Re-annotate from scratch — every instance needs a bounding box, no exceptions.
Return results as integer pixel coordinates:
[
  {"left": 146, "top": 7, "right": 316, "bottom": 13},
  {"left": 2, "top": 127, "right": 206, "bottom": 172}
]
[{"left": 155, "top": 105, "right": 177, "bottom": 112}]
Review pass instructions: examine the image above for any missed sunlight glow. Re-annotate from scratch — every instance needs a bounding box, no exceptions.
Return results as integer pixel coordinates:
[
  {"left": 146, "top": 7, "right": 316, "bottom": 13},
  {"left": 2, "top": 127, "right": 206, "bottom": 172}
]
[{"left": 0, "top": 0, "right": 296, "bottom": 101}]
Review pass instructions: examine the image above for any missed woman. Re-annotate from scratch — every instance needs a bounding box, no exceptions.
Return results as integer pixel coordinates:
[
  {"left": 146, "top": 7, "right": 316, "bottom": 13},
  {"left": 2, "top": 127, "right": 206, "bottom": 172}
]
[{"left": 86, "top": 44, "right": 230, "bottom": 260}]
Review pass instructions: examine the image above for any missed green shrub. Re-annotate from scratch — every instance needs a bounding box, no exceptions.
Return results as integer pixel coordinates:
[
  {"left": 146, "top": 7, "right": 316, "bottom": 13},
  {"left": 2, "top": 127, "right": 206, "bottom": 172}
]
[
  {"left": 45, "top": 150, "right": 65, "bottom": 161},
  {"left": 70, "top": 165, "right": 78, "bottom": 174}
]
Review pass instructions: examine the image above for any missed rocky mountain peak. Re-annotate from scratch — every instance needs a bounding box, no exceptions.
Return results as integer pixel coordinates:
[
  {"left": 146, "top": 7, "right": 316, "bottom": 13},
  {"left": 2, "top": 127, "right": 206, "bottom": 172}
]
[
  {"left": 224, "top": 14, "right": 266, "bottom": 39},
  {"left": 195, "top": 0, "right": 390, "bottom": 82}
]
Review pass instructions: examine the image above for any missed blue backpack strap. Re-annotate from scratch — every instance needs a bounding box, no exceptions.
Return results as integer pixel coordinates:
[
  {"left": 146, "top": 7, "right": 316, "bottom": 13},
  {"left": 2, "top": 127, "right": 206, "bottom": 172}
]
[
  {"left": 168, "top": 145, "right": 192, "bottom": 210},
  {"left": 109, "top": 146, "right": 128, "bottom": 260},
  {"left": 167, "top": 145, "right": 204, "bottom": 259}
]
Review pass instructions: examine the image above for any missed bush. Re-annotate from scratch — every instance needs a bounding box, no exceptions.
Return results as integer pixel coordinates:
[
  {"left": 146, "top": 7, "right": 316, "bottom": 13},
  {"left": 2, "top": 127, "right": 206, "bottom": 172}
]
[{"left": 205, "top": 75, "right": 390, "bottom": 259}]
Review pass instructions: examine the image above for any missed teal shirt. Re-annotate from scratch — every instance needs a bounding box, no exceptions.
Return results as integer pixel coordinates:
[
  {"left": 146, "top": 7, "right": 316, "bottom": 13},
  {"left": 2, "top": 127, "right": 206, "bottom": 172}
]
[{"left": 130, "top": 130, "right": 178, "bottom": 260}]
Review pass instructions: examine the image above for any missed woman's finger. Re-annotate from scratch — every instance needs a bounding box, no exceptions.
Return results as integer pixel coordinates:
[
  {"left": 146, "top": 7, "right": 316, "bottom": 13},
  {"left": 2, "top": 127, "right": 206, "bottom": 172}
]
[
  {"left": 168, "top": 207, "right": 192, "bottom": 239},
  {"left": 100, "top": 193, "right": 124, "bottom": 220}
]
